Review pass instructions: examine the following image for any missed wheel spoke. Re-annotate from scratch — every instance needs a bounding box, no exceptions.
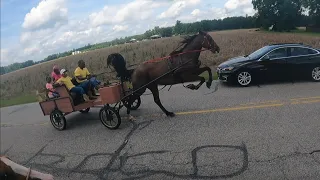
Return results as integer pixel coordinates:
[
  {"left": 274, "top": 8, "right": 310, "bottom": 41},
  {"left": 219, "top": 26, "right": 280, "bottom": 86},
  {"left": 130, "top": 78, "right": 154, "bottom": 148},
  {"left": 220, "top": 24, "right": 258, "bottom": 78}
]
[
  {"left": 238, "top": 72, "right": 251, "bottom": 85},
  {"left": 312, "top": 67, "right": 320, "bottom": 80}
]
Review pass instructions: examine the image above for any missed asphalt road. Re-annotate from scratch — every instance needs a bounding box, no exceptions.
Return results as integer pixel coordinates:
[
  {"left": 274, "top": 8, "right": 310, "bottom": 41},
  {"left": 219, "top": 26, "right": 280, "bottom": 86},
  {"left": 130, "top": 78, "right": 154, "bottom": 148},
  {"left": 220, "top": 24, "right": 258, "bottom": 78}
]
[{"left": 1, "top": 80, "right": 320, "bottom": 180}]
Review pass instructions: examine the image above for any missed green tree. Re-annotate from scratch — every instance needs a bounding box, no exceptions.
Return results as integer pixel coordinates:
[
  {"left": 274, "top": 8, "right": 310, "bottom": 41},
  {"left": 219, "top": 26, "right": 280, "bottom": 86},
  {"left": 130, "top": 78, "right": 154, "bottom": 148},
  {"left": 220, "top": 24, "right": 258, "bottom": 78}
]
[
  {"left": 252, "top": 0, "right": 304, "bottom": 31},
  {"left": 173, "top": 20, "right": 183, "bottom": 35},
  {"left": 303, "top": 0, "right": 320, "bottom": 26}
]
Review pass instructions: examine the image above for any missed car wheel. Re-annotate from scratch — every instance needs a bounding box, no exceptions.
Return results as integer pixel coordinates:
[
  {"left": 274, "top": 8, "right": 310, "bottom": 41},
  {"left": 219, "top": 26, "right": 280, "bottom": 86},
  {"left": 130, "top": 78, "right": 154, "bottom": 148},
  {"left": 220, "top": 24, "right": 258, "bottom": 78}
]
[
  {"left": 236, "top": 71, "right": 252, "bottom": 87},
  {"left": 311, "top": 66, "right": 320, "bottom": 82}
]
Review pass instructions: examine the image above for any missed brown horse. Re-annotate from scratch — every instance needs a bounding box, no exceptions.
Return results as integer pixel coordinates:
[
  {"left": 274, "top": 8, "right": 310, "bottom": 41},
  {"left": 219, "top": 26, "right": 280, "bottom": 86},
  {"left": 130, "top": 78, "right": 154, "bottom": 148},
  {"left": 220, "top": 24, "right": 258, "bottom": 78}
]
[{"left": 107, "top": 30, "right": 220, "bottom": 118}]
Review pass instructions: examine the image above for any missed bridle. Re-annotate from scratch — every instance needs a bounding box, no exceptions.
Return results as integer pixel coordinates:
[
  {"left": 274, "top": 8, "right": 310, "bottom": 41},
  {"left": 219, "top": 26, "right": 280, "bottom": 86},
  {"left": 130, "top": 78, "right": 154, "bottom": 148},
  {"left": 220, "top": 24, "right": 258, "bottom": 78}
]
[{"left": 201, "top": 33, "right": 214, "bottom": 51}]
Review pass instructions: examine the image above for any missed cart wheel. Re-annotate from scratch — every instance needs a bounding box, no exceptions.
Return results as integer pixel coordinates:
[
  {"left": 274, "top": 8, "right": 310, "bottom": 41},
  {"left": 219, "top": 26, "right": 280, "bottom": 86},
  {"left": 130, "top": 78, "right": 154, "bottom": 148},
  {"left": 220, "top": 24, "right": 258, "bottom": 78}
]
[
  {"left": 123, "top": 97, "right": 141, "bottom": 110},
  {"left": 79, "top": 108, "right": 90, "bottom": 113},
  {"left": 99, "top": 106, "right": 121, "bottom": 130},
  {"left": 50, "top": 109, "right": 66, "bottom": 131}
]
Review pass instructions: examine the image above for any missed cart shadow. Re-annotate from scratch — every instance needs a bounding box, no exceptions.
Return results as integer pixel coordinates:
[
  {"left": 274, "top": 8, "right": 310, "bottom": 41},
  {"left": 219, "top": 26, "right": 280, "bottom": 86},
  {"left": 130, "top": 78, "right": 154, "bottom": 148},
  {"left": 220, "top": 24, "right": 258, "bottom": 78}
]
[{"left": 64, "top": 110, "right": 143, "bottom": 130}]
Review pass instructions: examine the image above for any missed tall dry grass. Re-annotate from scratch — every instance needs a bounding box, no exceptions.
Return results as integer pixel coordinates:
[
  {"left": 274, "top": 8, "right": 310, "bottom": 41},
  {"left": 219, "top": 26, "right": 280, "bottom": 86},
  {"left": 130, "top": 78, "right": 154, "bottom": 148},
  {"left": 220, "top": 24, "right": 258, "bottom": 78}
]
[{"left": 1, "top": 29, "right": 319, "bottom": 99}]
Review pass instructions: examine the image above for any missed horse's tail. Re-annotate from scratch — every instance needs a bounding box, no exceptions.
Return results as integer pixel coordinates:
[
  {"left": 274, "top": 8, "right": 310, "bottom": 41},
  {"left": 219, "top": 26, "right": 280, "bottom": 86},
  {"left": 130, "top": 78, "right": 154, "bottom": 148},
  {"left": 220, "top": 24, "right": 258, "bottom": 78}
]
[{"left": 107, "top": 53, "right": 132, "bottom": 80}]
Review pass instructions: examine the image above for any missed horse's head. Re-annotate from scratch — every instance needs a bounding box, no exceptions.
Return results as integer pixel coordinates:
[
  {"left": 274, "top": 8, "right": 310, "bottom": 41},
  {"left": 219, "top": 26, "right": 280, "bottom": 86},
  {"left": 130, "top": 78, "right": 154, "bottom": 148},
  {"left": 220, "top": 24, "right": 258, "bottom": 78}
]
[
  {"left": 107, "top": 53, "right": 130, "bottom": 78},
  {"left": 199, "top": 30, "right": 220, "bottom": 54}
]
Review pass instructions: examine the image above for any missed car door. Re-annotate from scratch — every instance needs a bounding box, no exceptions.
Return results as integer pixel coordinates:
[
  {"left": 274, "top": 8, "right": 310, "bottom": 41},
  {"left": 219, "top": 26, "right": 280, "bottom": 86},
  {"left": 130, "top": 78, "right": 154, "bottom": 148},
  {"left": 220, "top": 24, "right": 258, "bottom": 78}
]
[
  {"left": 259, "top": 47, "right": 289, "bottom": 81},
  {"left": 287, "top": 47, "right": 320, "bottom": 80}
]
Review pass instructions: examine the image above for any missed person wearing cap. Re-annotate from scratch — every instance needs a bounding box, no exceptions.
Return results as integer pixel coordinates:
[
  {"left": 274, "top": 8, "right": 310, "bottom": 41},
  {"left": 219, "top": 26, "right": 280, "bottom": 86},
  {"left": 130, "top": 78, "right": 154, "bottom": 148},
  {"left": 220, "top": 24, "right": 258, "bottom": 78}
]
[
  {"left": 74, "top": 60, "right": 102, "bottom": 96},
  {"left": 51, "top": 65, "right": 62, "bottom": 82},
  {"left": 55, "top": 69, "right": 90, "bottom": 102}
]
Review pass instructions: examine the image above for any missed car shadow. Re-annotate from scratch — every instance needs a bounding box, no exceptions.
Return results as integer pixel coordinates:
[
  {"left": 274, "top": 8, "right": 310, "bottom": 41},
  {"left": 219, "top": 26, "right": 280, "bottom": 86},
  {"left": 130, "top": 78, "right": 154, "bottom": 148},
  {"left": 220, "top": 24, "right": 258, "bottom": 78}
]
[{"left": 220, "top": 78, "right": 316, "bottom": 88}]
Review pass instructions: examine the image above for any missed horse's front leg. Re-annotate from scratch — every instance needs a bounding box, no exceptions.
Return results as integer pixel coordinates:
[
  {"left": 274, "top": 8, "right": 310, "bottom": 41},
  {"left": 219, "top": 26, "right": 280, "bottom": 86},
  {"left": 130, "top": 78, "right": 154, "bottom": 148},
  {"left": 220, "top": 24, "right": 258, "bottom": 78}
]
[
  {"left": 176, "top": 67, "right": 212, "bottom": 90},
  {"left": 201, "top": 66, "right": 213, "bottom": 88}
]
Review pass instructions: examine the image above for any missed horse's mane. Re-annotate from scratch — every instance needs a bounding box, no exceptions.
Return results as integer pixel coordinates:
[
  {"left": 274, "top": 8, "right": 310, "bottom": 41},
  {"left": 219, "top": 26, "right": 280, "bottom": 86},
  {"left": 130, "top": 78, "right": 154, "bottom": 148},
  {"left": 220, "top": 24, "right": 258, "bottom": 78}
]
[
  {"left": 169, "top": 34, "right": 198, "bottom": 55},
  {"left": 107, "top": 53, "right": 132, "bottom": 81}
]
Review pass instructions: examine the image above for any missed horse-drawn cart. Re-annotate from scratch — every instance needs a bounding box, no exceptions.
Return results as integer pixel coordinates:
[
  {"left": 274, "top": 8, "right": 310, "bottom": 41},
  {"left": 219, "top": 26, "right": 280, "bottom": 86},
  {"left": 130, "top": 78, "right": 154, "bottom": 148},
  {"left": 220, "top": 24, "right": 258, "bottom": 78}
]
[{"left": 38, "top": 82, "right": 141, "bottom": 131}]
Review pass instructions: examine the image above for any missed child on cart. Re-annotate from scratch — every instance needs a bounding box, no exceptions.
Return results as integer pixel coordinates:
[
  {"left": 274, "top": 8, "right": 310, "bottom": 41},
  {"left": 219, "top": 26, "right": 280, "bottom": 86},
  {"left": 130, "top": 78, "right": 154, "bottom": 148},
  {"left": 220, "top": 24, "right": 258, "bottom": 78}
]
[
  {"left": 54, "top": 69, "right": 91, "bottom": 102},
  {"left": 46, "top": 76, "right": 60, "bottom": 98}
]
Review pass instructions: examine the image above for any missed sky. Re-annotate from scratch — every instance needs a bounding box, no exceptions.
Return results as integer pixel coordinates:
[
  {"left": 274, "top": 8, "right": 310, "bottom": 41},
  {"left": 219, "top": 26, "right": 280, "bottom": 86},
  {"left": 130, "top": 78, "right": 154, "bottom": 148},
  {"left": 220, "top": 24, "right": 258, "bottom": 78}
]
[{"left": 0, "top": 0, "right": 255, "bottom": 66}]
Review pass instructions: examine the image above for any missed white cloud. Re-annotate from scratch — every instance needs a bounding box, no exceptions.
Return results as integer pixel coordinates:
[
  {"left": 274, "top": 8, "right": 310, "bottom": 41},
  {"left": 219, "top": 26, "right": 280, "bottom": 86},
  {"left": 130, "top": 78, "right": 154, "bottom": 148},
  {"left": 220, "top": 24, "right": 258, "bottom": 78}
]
[
  {"left": 191, "top": 9, "right": 200, "bottom": 16},
  {"left": 89, "top": 0, "right": 168, "bottom": 27},
  {"left": 22, "top": 0, "right": 68, "bottom": 30},
  {"left": 1, "top": 0, "right": 256, "bottom": 66},
  {"left": 158, "top": 0, "right": 200, "bottom": 19},
  {"left": 113, "top": 25, "right": 129, "bottom": 32},
  {"left": 1, "top": 49, "right": 9, "bottom": 65},
  {"left": 224, "top": 0, "right": 255, "bottom": 16}
]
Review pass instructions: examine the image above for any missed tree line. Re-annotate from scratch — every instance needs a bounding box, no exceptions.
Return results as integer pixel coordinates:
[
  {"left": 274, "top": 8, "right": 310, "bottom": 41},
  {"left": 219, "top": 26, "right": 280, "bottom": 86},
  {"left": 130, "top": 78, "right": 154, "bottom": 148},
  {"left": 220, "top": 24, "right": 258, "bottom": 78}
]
[
  {"left": 0, "top": 16, "right": 261, "bottom": 75},
  {"left": 1, "top": 0, "right": 319, "bottom": 75}
]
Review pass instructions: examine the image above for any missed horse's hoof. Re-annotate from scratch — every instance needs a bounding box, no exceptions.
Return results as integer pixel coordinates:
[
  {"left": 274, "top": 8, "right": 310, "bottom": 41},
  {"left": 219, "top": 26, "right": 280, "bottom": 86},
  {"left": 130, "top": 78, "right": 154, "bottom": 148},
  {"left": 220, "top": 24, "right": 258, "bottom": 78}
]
[
  {"left": 128, "top": 115, "right": 136, "bottom": 121},
  {"left": 206, "top": 81, "right": 212, "bottom": 89},
  {"left": 166, "top": 112, "right": 175, "bottom": 117}
]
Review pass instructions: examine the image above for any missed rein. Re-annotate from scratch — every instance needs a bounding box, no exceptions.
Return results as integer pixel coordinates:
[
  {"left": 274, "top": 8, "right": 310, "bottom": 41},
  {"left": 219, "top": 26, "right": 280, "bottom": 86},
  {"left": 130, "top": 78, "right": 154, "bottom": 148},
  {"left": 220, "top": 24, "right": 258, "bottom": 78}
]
[
  {"left": 144, "top": 33, "right": 213, "bottom": 64},
  {"left": 143, "top": 48, "right": 212, "bottom": 64}
]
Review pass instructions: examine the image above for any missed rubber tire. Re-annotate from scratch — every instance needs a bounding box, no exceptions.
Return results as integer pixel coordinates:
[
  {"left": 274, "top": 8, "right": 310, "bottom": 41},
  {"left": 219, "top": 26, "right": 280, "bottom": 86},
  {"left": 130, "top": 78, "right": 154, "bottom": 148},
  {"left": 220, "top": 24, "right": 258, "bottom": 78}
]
[
  {"left": 311, "top": 66, "right": 320, "bottom": 82},
  {"left": 79, "top": 108, "right": 90, "bottom": 113},
  {"left": 236, "top": 71, "right": 253, "bottom": 87},
  {"left": 122, "top": 97, "right": 141, "bottom": 110},
  {"left": 99, "top": 106, "right": 121, "bottom": 130},
  {"left": 50, "top": 110, "right": 66, "bottom": 131}
]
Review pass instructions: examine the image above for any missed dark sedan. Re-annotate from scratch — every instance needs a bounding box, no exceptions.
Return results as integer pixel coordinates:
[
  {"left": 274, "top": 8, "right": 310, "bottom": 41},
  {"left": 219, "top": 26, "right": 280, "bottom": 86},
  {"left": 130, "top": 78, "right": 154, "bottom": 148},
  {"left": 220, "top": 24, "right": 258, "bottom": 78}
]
[{"left": 217, "top": 43, "right": 320, "bottom": 87}]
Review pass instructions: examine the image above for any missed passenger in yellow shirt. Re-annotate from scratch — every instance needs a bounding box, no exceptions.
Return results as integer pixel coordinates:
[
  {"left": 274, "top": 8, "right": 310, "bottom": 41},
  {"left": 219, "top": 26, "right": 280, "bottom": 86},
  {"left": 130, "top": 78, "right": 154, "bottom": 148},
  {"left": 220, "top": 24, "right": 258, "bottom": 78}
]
[
  {"left": 55, "top": 69, "right": 90, "bottom": 102},
  {"left": 74, "top": 60, "right": 102, "bottom": 95}
]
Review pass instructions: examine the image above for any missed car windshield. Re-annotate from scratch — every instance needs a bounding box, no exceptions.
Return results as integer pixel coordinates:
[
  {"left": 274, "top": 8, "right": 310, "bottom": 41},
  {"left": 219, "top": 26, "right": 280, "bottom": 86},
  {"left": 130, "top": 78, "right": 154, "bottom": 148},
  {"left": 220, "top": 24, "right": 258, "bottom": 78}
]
[{"left": 247, "top": 46, "right": 271, "bottom": 59}]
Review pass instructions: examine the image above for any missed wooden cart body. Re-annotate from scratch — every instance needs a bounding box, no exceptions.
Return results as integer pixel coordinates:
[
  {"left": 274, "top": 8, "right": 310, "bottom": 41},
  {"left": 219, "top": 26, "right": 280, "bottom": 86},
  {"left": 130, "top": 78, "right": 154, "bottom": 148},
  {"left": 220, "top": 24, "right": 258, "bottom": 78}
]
[{"left": 38, "top": 83, "right": 131, "bottom": 131}]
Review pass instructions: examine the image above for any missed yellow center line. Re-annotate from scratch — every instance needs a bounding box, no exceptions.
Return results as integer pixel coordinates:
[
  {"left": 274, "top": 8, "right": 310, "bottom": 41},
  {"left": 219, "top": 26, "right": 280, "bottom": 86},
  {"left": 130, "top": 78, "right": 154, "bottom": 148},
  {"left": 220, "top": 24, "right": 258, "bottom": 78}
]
[
  {"left": 176, "top": 103, "right": 285, "bottom": 115},
  {"left": 290, "top": 96, "right": 320, "bottom": 101},
  {"left": 2, "top": 96, "right": 320, "bottom": 127},
  {"left": 291, "top": 99, "right": 320, "bottom": 105},
  {"left": 240, "top": 100, "right": 281, "bottom": 106}
]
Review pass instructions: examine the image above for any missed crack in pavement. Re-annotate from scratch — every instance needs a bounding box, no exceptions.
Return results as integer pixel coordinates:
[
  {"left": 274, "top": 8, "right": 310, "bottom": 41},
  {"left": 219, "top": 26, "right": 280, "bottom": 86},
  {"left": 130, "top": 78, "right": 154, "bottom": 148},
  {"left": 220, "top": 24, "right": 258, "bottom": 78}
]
[
  {"left": 9, "top": 119, "right": 249, "bottom": 179},
  {"left": 253, "top": 150, "right": 320, "bottom": 164},
  {"left": 4, "top": 114, "right": 319, "bottom": 180}
]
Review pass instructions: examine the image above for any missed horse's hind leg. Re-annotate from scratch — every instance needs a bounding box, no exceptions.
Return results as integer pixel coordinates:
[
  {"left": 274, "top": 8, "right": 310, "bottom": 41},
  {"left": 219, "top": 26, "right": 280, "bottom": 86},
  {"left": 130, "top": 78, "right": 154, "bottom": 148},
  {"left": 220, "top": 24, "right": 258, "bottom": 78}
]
[{"left": 148, "top": 84, "right": 175, "bottom": 117}]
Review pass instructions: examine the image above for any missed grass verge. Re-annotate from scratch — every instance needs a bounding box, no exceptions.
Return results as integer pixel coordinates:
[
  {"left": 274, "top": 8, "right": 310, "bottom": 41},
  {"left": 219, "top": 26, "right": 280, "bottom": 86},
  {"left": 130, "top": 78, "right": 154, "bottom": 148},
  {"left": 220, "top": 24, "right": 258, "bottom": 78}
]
[
  {"left": 199, "top": 71, "right": 219, "bottom": 81},
  {"left": 0, "top": 94, "right": 37, "bottom": 108}
]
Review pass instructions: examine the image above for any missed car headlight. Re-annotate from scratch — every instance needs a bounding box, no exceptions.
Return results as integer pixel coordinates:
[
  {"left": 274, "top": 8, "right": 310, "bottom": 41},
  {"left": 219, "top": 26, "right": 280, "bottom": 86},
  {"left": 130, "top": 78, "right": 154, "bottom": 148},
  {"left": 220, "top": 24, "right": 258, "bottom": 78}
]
[{"left": 222, "top": 67, "right": 234, "bottom": 71}]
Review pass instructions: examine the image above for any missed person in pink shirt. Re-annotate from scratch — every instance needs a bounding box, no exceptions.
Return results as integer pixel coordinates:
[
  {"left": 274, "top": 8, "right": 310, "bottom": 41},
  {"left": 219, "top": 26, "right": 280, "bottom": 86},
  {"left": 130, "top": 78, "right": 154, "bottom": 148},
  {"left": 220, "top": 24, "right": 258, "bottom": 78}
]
[
  {"left": 46, "top": 76, "right": 60, "bottom": 98},
  {"left": 51, "top": 65, "right": 62, "bottom": 82}
]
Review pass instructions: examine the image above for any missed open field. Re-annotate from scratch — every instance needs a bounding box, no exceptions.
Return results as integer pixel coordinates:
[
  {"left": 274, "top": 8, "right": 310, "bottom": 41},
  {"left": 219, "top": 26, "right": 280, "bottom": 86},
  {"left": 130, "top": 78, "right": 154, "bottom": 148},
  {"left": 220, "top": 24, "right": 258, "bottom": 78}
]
[{"left": 1, "top": 29, "right": 320, "bottom": 105}]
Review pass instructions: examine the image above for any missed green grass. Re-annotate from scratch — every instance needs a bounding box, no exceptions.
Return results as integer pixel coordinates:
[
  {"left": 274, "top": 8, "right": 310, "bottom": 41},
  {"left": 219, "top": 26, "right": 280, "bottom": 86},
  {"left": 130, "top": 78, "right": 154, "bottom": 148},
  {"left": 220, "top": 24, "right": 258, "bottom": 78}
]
[
  {"left": 0, "top": 94, "right": 37, "bottom": 108},
  {"left": 199, "top": 71, "right": 218, "bottom": 81},
  {"left": 0, "top": 72, "right": 218, "bottom": 108}
]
